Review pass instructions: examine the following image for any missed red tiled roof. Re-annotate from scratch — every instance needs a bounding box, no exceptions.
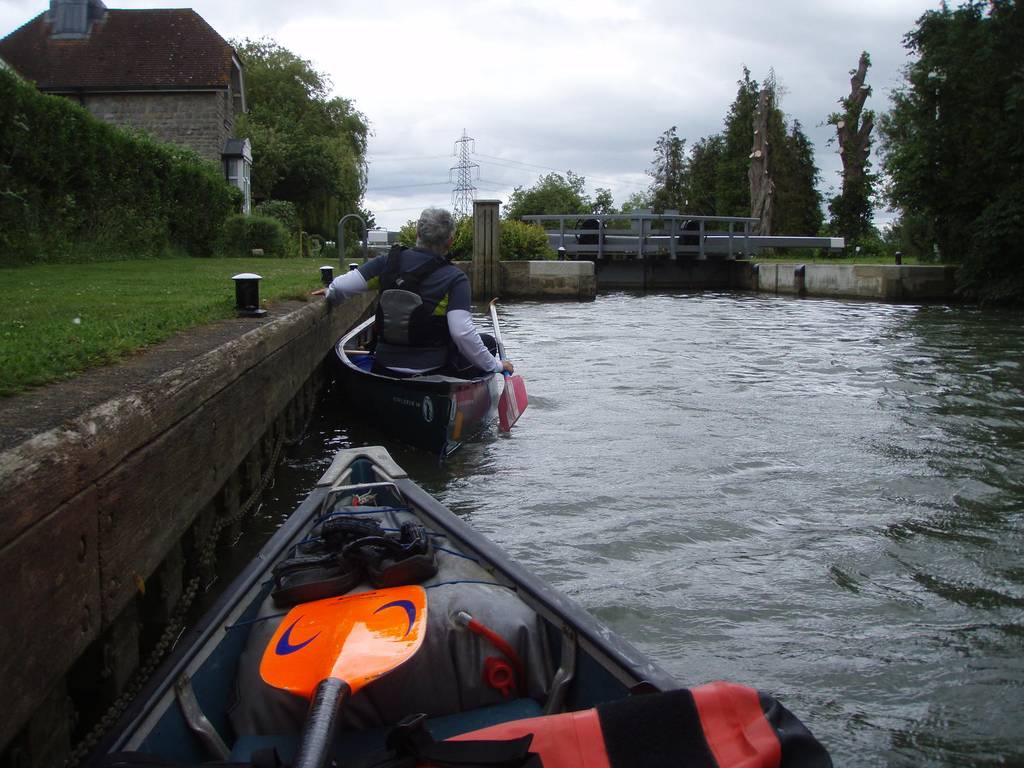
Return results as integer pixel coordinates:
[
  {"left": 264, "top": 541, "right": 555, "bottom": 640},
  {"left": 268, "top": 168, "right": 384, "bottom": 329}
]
[{"left": 0, "top": 9, "right": 236, "bottom": 91}]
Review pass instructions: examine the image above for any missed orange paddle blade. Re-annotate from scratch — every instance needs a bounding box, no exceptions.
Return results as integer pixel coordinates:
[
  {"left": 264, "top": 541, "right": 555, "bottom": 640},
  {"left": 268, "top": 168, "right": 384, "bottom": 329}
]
[{"left": 260, "top": 586, "right": 427, "bottom": 698}]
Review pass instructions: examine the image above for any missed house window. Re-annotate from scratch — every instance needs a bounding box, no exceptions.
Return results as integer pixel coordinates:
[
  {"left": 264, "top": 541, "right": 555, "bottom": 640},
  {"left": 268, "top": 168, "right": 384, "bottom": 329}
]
[{"left": 242, "top": 158, "right": 251, "bottom": 214}]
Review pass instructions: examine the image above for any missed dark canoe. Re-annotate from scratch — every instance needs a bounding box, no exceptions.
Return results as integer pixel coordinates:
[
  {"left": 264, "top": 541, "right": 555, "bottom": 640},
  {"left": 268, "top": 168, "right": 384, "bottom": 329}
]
[
  {"left": 90, "top": 447, "right": 832, "bottom": 768},
  {"left": 334, "top": 317, "right": 501, "bottom": 458}
]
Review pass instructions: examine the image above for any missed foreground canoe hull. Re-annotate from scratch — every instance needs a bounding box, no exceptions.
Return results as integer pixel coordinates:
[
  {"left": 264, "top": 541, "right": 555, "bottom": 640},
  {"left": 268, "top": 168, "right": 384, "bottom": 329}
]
[
  {"left": 334, "top": 318, "right": 500, "bottom": 457},
  {"left": 89, "top": 447, "right": 831, "bottom": 767},
  {"left": 91, "top": 447, "right": 675, "bottom": 764}
]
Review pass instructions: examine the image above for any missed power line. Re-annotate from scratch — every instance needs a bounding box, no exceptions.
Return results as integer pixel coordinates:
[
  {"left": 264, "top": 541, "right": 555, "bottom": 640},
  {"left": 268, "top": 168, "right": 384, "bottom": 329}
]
[
  {"left": 366, "top": 153, "right": 453, "bottom": 163},
  {"left": 470, "top": 151, "right": 650, "bottom": 191},
  {"left": 366, "top": 180, "right": 450, "bottom": 191},
  {"left": 370, "top": 204, "right": 431, "bottom": 214},
  {"left": 471, "top": 151, "right": 563, "bottom": 174}
]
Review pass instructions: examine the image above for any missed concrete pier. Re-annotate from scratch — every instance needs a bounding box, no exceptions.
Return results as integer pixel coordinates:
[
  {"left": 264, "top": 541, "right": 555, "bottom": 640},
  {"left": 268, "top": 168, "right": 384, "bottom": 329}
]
[{"left": 751, "top": 262, "right": 959, "bottom": 301}]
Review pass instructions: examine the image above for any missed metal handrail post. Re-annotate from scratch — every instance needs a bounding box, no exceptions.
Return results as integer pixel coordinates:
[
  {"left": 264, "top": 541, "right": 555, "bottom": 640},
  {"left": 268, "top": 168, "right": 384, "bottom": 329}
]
[
  {"left": 598, "top": 215, "right": 605, "bottom": 261},
  {"left": 337, "top": 213, "right": 368, "bottom": 271},
  {"left": 728, "top": 222, "right": 734, "bottom": 259},
  {"left": 699, "top": 220, "right": 706, "bottom": 259}
]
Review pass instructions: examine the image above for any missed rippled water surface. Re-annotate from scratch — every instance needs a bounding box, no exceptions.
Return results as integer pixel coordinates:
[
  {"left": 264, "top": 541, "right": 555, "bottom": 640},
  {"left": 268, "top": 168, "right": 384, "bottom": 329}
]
[{"left": 236, "top": 293, "right": 1024, "bottom": 766}]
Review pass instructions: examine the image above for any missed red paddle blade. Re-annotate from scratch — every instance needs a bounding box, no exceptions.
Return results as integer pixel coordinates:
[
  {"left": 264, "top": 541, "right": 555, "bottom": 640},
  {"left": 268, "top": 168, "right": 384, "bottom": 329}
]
[
  {"left": 259, "top": 586, "right": 427, "bottom": 698},
  {"left": 498, "top": 374, "right": 528, "bottom": 432}
]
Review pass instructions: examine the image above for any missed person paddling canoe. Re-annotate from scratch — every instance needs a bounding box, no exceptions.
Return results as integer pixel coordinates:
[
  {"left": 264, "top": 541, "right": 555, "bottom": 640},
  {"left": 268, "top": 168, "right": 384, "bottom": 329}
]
[{"left": 313, "top": 207, "right": 514, "bottom": 379}]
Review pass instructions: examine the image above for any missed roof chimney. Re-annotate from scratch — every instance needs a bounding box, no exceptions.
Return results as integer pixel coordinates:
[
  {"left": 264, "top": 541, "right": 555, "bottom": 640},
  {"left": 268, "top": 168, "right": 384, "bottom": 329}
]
[{"left": 48, "top": 0, "right": 107, "bottom": 39}]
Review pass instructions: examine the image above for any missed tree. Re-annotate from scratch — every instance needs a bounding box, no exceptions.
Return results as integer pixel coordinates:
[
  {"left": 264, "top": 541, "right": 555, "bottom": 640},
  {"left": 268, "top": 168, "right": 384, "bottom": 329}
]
[
  {"left": 592, "top": 187, "right": 616, "bottom": 214},
  {"left": 773, "top": 120, "right": 824, "bottom": 237},
  {"left": 718, "top": 68, "right": 823, "bottom": 235},
  {"left": 748, "top": 84, "right": 776, "bottom": 235},
  {"left": 828, "top": 52, "right": 876, "bottom": 244},
  {"left": 648, "top": 126, "right": 687, "bottom": 213},
  {"left": 880, "top": 0, "right": 1023, "bottom": 302},
  {"left": 716, "top": 67, "right": 761, "bottom": 217},
  {"left": 683, "top": 135, "right": 724, "bottom": 215},
  {"left": 504, "top": 170, "right": 592, "bottom": 219},
  {"left": 620, "top": 190, "right": 654, "bottom": 213},
  {"left": 233, "top": 39, "right": 369, "bottom": 238}
]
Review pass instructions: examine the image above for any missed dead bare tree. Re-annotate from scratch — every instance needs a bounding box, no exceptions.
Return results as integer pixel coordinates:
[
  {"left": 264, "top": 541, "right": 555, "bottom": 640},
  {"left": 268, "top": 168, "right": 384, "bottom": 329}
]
[
  {"left": 749, "top": 86, "right": 775, "bottom": 236},
  {"left": 828, "top": 51, "right": 875, "bottom": 240}
]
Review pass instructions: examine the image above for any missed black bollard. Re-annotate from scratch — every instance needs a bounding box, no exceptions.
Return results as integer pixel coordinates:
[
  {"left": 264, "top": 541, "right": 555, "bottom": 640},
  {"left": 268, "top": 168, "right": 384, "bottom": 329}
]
[
  {"left": 894, "top": 251, "right": 903, "bottom": 266},
  {"left": 348, "top": 263, "right": 359, "bottom": 272},
  {"left": 557, "top": 246, "right": 566, "bottom": 261},
  {"left": 794, "top": 264, "right": 807, "bottom": 298},
  {"left": 232, "top": 273, "right": 268, "bottom": 318},
  {"left": 320, "top": 265, "right": 334, "bottom": 286}
]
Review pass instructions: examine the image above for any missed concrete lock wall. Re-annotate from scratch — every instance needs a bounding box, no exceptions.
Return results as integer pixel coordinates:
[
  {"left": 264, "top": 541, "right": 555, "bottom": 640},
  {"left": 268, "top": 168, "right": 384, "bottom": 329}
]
[
  {"left": 752, "top": 262, "right": 959, "bottom": 301},
  {"left": 0, "top": 293, "right": 374, "bottom": 764},
  {"left": 451, "top": 260, "right": 597, "bottom": 300},
  {"left": 593, "top": 258, "right": 751, "bottom": 291},
  {"left": 500, "top": 261, "right": 596, "bottom": 300}
]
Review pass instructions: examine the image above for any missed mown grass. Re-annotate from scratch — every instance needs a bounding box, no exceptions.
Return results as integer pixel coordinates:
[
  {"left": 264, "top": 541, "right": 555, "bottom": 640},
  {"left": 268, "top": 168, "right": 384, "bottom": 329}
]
[
  {"left": 753, "top": 251, "right": 936, "bottom": 265},
  {"left": 0, "top": 258, "right": 326, "bottom": 397}
]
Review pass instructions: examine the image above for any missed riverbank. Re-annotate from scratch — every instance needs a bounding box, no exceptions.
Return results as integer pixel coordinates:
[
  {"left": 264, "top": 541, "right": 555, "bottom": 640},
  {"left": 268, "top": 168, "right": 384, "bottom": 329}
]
[
  {"left": 0, "top": 258, "right": 596, "bottom": 396},
  {"left": 0, "top": 293, "right": 374, "bottom": 761}
]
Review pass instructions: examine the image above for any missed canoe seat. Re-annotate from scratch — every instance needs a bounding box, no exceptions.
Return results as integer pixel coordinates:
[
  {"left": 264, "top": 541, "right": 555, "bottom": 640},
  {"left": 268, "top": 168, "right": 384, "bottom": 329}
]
[{"left": 229, "top": 698, "right": 544, "bottom": 763}]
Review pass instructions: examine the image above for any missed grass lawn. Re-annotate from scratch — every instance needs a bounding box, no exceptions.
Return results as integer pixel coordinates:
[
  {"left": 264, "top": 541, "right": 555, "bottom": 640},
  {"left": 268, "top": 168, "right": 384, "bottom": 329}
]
[
  {"left": 752, "top": 251, "right": 933, "bottom": 265},
  {"left": 0, "top": 258, "right": 328, "bottom": 397}
]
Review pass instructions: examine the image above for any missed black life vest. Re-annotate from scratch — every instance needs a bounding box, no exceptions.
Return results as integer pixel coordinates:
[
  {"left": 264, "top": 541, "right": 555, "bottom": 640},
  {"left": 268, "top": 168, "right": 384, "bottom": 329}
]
[{"left": 373, "top": 245, "right": 454, "bottom": 372}]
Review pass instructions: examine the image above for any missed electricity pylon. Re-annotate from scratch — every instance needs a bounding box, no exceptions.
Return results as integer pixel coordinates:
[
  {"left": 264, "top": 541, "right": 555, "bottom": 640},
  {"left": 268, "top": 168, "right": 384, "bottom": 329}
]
[{"left": 450, "top": 130, "right": 479, "bottom": 220}]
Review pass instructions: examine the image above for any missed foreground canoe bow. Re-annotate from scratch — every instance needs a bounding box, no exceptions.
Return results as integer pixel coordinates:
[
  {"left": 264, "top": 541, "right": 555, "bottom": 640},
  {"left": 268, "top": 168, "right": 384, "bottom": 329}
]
[{"left": 91, "top": 447, "right": 832, "bottom": 768}]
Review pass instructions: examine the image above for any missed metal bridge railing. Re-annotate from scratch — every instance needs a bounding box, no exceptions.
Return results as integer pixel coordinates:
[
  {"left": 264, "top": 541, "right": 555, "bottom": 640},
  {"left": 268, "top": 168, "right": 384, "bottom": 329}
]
[{"left": 520, "top": 213, "right": 843, "bottom": 259}]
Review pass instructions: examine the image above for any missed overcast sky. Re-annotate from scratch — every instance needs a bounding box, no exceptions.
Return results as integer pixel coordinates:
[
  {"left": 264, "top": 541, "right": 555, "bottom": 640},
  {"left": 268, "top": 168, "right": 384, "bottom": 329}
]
[{"left": 2, "top": 0, "right": 940, "bottom": 231}]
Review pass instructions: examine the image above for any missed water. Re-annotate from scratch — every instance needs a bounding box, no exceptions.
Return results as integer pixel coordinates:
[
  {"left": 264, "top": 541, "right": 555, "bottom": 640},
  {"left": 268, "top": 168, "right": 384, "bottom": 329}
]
[{"left": 229, "top": 292, "right": 1024, "bottom": 766}]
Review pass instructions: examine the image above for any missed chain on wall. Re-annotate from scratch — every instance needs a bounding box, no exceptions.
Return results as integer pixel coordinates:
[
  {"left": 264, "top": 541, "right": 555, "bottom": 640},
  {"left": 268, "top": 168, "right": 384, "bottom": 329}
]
[
  {"left": 63, "top": 432, "right": 284, "bottom": 768},
  {"left": 62, "top": 378, "right": 322, "bottom": 768}
]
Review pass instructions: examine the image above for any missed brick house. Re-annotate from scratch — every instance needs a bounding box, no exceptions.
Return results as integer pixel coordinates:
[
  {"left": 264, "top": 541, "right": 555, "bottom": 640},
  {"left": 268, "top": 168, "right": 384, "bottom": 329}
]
[{"left": 0, "top": 0, "right": 252, "bottom": 212}]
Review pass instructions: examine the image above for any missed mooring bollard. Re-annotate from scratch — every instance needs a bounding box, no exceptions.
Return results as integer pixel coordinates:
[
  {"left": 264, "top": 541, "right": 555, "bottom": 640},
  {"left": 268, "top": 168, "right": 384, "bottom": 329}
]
[
  {"left": 320, "top": 265, "right": 334, "bottom": 285},
  {"left": 232, "top": 273, "right": 267, "bottom": 318},
  {"left": 348, "top": 262, "right": 359, "bottom": 272},
  {"left": 895, "top": 251, "right": 903, "bottom": 266},
  {"left": 557, "top": 246, "right": 566, "bottom": 261},
  {"left": 794, "top": 264, "right": 807, "bottom": 297}
]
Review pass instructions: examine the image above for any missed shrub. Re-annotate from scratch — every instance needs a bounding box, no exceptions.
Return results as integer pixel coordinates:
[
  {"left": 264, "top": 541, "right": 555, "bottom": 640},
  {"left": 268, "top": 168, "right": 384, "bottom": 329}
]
[
  {"left": 450, "top": 217, "right": 473, "bottom": 259},
  {"left": 499, "top": 219, "right": 555, "bottom": 260},
  {"left": 393, "top": 216, "right": 553, "bottom": 261},
  {"left": 254, "top": 199, "right": 299, "bottom": 233},
  {"left": 397, "top": 220, "right": 417, "bottom": 247},
  {"left": 219, "top": 214, "right": 289, "bottom": 258}
]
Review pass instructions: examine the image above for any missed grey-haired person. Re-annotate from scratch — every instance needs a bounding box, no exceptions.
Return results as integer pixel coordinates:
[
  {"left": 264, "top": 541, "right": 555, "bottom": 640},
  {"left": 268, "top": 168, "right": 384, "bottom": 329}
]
[{"left": 314, "top": 207, "right": 514, "bottom": 378}]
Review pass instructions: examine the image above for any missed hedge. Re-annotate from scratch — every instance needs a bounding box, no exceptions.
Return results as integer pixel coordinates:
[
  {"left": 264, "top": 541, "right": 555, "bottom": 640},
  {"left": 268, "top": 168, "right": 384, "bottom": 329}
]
[
  {"left": 0, "top": 68, "right": 240, "bottom": 265},
  {"left": 397, "top": 217, "right": 554, "bottom": 261}
]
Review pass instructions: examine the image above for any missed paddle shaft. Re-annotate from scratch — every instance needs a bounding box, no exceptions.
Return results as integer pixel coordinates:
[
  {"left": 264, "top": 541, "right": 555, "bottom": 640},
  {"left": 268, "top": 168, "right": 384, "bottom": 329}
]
[
  {"left": 294, "top": 677, "right": 351, "bottom": 768},
  {"left": 488, "top": 299, "right": 508, "bottom": 362}
]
